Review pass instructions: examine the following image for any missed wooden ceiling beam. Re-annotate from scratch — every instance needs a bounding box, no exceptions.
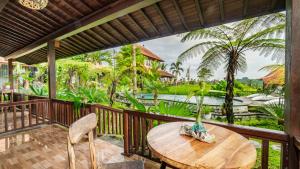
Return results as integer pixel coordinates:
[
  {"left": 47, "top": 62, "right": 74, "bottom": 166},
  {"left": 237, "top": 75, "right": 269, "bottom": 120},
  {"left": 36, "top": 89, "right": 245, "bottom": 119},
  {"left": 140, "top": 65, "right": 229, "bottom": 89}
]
[
  {"left": 139, "top": 9, "right": 160, "bottom": 35},
  {"left": 0, "top": 13, "right": 44, "bottom": 36},
  {"left": 96, "top": 26, "right": 122, "bottom": 45},
  {"left": 0, "top": 21, "right": 37, "bottom": 40},
  {"left": 5, "top": 0, "right": 160, "bottom": 60},
  {"left": 72, "top": 35, "right": 98, "bottom": 50},
  {"left": 153, "top": 3, "right": 173, "bottom": 33},
  {"left": 243, "top": 0, "right": 249, "bottom": 17},
  {"left": 64, "top": 39, "right": 88, "bottom": 52},
  {"left": 218, "top": 0, "right": 224, "bottom": 22},
  {"left": 86, "top": 29, "right": 113, "bottom": 46},
  {"left": 171, "top": 0, "right": 189, "bottom": 31},
  {"left": 194, "top": 0, "right": 204, "bottom": 27},
  {"left": 80, "top": 32, "right": 105, "bottom": 47},
  {"left": 114, "top": 19, "right": 139, "bottom": 41},
  {"left": 0, "top": 0, "right": 8, "bottom": 12},
  {"left": 0, "top": 29, "right": 30, "bottom": 44},
  {"left": 8, "top": 3, "right": 55, "bottom": 30},
  {"left": 61, "top": 1, "right": 84, "bottom": 17},
  {"left": 126, "top": 14, "right": 150, "bottom": 38},
  {"left": 105, "top": 22, "right": 130, "bottom": 42},
  {"left": 60, "top": 41, "right": 83, "bottom": 54}
]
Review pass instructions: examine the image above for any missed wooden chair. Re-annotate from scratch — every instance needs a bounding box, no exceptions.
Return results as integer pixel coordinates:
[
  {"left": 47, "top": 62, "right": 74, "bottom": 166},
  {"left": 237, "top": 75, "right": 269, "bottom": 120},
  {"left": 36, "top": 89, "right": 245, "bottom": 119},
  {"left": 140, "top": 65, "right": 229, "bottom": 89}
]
[{"left": 67, "top": 113, "right": 144, "bottom": 169}]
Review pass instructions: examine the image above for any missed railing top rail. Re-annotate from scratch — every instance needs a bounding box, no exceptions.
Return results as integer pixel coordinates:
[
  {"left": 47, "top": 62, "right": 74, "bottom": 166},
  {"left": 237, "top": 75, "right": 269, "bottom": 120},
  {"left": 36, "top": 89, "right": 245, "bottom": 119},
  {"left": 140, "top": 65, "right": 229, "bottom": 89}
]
[
  {"left": 91, "top": 104, "right": 123, "bottom": 113},
  {"left": 124, "top": 109, "right": 289, "bottom": 142},
  {"left": 0, "top": 99, "right": 50, "bottom": 107}
]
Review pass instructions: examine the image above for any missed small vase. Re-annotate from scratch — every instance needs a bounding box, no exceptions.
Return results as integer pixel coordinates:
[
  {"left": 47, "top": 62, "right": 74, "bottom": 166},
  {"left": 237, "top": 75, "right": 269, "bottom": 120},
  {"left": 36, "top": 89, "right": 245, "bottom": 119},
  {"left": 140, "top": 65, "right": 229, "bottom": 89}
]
[{"left": 180, "top": 122, "right": 215, "bottom": 143}]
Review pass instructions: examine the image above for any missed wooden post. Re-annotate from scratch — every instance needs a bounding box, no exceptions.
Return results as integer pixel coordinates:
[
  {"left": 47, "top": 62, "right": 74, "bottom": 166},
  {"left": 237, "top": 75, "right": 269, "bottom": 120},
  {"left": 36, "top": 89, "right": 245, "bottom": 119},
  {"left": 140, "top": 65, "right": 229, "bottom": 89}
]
[
  {"left": 123, "top": 110, "right": 130, "bottom": 156},
  {"left": 8, "top": 59, "right": 13, "bottom": 90},
  {"left": 285, "top": 0, "right": 300, "bottom": 168},
  {"left": 48, "top": 40, "right": 56, "bottom": 99},
  {"left": 48, "top": 40, "right": 56, "bottom": 123}
]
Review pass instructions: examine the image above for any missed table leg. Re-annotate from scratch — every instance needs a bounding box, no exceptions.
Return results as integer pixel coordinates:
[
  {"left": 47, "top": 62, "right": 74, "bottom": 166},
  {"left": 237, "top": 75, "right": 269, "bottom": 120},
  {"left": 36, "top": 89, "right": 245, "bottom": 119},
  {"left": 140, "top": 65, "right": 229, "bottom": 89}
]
[{"left": 160, "top": 161, "right": 167, "bottom": 169}]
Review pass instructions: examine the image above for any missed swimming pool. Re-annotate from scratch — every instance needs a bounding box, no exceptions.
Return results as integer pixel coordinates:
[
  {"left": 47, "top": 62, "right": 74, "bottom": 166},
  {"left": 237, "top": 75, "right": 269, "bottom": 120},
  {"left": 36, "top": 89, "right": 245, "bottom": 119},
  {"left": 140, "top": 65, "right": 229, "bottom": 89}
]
[{"left": 138, "top": 94, "right": 245, "bottom": 106}]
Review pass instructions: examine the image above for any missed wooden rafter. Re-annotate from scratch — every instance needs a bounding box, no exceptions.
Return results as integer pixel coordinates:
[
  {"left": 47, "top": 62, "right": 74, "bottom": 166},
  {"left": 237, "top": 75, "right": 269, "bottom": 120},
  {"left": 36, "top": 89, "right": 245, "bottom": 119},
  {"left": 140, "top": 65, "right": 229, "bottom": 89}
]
[
  {"left": 96, "top": 26, "right": 122, "bottom": 45},
  {"left": 5, "top": 0, "right": 160, "bottom": 59},
  {"left": 194, "top": 0, "right": 204, "bottom": 26},
  {"left": 126, "top": 14, "right": 150, "bottom": 38},
  {"left": 0, "top": 0, "right": 8, "bottom": 12},
  {"left": 114, "top": 19, "right": 139, "bottom": 41},
  {"left": 86, "top": 29, "right": 113, "bottom": 46},
  {"left": 139, "top": 9, "right": 160, "bottom": 35},
  {"left": 172, "top": 0, "right": 189, "bottom": 31},
  {"left": 0, "top": 13, "right": 45, "bottom": 36},
  {"left": 8, "top": 3, "right": 55, "bottom": 30},
  {"left": 80, "top": 32, "right": 104, "bottom": 48},
  {"left": 106, "top": 22, "right": 130, "bottom": 42},
  {"left": 153, "top": 3, "right": 173, "bottom": 33},
  {"left": 218, "top": 0, "right": 224, "bottom": 22}
]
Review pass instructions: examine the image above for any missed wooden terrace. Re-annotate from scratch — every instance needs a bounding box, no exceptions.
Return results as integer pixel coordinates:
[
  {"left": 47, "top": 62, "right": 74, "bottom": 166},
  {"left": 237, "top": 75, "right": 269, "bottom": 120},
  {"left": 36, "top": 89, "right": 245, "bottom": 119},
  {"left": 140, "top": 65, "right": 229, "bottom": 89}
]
[{"left": 0, "top": 0, "right": 299, "bottom": 168}]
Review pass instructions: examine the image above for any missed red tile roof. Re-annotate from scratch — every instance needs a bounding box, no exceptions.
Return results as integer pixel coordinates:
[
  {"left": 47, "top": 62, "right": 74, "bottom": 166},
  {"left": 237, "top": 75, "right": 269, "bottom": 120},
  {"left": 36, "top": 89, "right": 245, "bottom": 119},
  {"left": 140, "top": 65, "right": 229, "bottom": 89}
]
[
  {"left": 136, "top": 44, "right": 164, "bottom": 62},
  {"left": 261, "top": 68, "right": 284, "bottom": 86}
]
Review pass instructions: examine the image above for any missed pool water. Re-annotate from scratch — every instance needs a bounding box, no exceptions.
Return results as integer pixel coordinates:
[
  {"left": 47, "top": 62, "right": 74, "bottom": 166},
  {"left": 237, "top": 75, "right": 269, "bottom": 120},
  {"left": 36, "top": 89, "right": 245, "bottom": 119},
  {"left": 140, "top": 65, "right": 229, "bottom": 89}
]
[{"left": 138, "top": 94, "right": 244, "bottom": 106}]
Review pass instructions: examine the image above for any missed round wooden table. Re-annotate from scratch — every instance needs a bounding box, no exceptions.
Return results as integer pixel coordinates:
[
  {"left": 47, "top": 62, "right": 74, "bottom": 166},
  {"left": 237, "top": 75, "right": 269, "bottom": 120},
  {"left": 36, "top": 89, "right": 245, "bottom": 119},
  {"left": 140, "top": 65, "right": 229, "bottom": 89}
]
[{"left": 147, "top": 122, "right": 257, "bottom": 169}]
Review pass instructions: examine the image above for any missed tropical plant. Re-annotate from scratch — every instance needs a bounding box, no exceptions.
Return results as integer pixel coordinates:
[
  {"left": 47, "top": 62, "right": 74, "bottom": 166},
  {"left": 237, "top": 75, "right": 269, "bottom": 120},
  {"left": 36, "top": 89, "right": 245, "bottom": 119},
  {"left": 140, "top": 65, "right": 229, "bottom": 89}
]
[
  {"left": 170, "top": 61, "right": 184, "bottom": 83},
  {"left": 153, "top": 101, "right": 193, "bottom": 117},
  {"left": 197, "top": 67, "right": 213, "bottom": 82},
  {"left": 160, "top": 63, "right": 168, "bottom": 71},
  {"left": 124, "top": 91, "right": 147, "bottom": 112},
  {"left": 178, "top": 13, "right": 285, "bottom": 123},
  {"left": 29, "top": 84, "right": 47, "bottom": 96},
  {"left": 186, "top": 67, "right": 191, "bottom": 83},
  {"left": 261, "top": 102, "right": 284, "bottom": 125}
]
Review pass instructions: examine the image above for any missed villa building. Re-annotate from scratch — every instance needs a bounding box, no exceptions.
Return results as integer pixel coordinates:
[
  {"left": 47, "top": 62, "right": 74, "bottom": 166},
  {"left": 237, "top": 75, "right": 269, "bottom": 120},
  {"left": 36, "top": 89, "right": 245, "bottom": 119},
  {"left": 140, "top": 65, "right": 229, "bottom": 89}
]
[{"left": 137, "top": 44, "right": 174, "bottom": 81}]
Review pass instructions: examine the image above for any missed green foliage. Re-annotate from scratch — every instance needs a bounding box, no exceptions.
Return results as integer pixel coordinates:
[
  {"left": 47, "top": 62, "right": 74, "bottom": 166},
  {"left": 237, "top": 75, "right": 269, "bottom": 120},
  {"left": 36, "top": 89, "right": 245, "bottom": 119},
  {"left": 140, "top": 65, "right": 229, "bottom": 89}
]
[
  {"left": 124, "top": 92, "right": 146, "bottom": 113},
  {"left": 29, "top": 84, "right": 47, "bottom": 96},
  {"left": 153, "top": 101, "right": 193, "bottom": 117}
]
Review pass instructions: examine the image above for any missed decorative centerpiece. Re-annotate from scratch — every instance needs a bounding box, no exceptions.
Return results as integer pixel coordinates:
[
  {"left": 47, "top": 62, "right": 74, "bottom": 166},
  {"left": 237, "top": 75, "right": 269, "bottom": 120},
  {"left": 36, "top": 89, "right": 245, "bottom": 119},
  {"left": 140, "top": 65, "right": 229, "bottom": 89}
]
[{"left": 179, "top": 87, "right": 215, "bottom": 143}]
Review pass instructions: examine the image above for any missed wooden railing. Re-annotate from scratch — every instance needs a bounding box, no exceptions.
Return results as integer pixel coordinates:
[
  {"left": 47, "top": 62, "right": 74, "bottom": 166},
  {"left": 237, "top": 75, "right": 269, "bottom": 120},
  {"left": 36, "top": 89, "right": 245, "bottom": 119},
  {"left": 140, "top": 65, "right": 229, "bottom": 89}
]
[
  {"left": 0, "top": 99, "right": 50, "bottom": 133},
  {"left": 123, "top": 109, "right": 289, "bottom": 169},
  {"left": 1, "top": 94, "right": 291, "bottom": 168},
  {"left": 51, "top": 99, "right": 123, "bottom": 136}
]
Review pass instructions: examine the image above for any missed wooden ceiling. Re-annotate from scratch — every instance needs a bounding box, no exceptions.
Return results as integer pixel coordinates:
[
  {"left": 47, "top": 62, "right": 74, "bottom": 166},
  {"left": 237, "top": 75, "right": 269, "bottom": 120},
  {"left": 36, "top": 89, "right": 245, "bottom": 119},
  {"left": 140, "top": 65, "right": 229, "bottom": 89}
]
[{"left": 0, "top": 0, "right": 285, "bottom": 65}]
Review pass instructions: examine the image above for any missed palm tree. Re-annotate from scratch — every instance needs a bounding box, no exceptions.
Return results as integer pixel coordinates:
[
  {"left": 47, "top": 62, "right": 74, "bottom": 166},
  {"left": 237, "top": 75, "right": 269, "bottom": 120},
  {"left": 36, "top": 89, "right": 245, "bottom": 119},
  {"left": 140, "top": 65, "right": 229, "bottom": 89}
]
[
  {"left": 170, "top": 61, "right": 184, "bottom": 84},
  {"left": 186, "top": 67, "right": 191, "bottom": 83},
  {"left": 160, "top": 63, "right": 168, "bottom": 71},
  {"left": 197, "top": 67, "right": 213, "bottom": 82},
  {"left": 178, "top": 13, "right": 285, "bottom": 123}
]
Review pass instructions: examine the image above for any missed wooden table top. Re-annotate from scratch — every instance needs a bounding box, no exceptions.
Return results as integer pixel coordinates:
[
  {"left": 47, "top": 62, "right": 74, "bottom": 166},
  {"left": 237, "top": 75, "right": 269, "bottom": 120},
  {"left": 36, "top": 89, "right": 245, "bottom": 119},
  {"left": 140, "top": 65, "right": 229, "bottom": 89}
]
[{"left": 147, "top": 122, "right": 257, "bottom": 169}]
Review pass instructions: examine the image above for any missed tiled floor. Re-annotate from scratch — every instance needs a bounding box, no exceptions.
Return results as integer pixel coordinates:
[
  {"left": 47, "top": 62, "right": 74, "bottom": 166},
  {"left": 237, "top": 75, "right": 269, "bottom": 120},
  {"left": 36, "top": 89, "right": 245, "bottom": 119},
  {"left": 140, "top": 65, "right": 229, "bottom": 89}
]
[{"left": 0, "top": 125, "right": 162, "bottom": 169}]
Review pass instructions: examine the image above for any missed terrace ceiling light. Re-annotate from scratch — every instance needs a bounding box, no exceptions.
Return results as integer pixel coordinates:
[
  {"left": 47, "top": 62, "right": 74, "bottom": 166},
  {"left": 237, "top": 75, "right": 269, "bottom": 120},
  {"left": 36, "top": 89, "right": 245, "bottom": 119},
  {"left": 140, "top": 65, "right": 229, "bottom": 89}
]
[{"left": 18, "top": 0, "right": 48, "bottom": 10}]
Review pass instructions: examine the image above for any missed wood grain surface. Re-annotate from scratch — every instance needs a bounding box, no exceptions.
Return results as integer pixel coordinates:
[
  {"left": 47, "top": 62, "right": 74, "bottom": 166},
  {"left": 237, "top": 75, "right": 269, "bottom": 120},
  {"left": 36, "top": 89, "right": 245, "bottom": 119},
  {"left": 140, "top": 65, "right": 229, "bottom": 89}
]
[{"left": 147, "top": 122, "right": 257, "bottom": 169}]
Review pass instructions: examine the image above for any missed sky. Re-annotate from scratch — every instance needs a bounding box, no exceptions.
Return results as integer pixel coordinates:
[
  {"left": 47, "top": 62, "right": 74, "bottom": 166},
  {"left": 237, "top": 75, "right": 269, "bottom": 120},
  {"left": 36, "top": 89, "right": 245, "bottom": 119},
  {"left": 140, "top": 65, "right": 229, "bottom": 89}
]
[{"left": 118, "top": 35, "right": 280, "bottom": 80}]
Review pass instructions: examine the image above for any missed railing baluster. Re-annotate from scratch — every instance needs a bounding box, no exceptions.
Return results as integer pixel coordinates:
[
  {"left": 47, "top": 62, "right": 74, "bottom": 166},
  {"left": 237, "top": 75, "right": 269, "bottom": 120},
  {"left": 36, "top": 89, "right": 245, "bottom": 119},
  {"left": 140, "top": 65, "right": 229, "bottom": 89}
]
[
  {"left": 4, "top": 107, "right": 8, "bottom": 132},
  {"left": 36, "top": 103, "right": 39, "bottom": 125},
  {"left": 103, "top": 109, "right": 106, "bottom": 134},
  {"left": 29, "top": 104, "right": 32, "bottom": 126},
  {"left": 141, "top": 117, "right": 146, "bottom": 156},
  {"left": 13, "top": 105, "right": 16, "bottom": 129},
  {"left": 21, "top": 104, "right": 25, "bottom": 128},
  {"left": 262, "top": 139, "right": 269, "bottom": 169}
]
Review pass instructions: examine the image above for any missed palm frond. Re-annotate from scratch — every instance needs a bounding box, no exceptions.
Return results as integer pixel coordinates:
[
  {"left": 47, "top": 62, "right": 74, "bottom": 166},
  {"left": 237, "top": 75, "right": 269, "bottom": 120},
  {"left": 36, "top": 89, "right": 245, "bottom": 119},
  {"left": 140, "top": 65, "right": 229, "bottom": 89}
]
[{"left": 178, "top": 41, "right": 223, "bottom": 62}]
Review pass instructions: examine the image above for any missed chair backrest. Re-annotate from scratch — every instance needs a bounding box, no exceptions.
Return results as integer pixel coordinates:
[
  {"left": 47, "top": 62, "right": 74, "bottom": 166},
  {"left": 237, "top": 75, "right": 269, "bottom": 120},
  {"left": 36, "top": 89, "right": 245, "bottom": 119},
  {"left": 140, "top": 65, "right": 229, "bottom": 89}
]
[{"left": 68, "top": 113, "right": 98, "bottom": 169}]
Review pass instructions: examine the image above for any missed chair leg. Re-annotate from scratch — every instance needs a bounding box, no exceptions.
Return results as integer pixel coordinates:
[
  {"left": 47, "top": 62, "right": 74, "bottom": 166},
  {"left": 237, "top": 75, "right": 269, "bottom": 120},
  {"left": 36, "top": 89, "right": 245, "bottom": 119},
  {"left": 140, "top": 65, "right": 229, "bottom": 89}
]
[
  {"left": 88, "top": 131, "right": 97, "bottom": 169},
  {"left": 67, "top": 137, "right": 76, "bottom": 169},
  {"left": 160, "top": 161, "right": 167, "bottom": 169}
]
